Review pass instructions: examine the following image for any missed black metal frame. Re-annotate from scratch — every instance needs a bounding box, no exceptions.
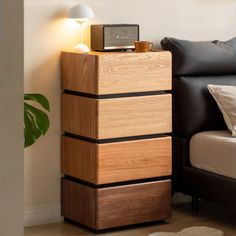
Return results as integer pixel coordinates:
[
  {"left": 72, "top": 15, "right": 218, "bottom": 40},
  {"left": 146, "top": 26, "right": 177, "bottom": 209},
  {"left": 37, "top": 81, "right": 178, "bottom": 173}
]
[{"left": 173, "top": 135, "right": 236, "bottom": 212}]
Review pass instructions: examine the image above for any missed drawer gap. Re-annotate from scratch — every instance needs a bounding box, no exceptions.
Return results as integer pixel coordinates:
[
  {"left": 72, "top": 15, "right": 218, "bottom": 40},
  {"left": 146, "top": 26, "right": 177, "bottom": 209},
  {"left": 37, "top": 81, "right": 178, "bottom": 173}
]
[
  {"left": 64, "top": 89, "right": 169, "bottom": 99},
  {"left": 64, "top": 132, "right": 171, "bottom": 144},
  {"left": 64, "top": 175, "right": 172, "bottom": 188}
]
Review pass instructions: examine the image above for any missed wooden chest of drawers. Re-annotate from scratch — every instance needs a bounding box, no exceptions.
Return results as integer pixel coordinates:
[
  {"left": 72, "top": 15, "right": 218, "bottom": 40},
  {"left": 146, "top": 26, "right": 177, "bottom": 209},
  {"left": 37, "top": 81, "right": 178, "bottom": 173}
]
[{"left": 61, "top": 51, "right": 172, "bottom": 231}]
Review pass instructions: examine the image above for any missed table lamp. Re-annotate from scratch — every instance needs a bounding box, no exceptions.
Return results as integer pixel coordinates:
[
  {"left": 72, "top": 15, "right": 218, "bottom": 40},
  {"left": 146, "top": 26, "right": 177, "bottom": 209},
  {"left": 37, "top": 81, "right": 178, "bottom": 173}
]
[{"left": 69, "top": 4, "right": 94, "bottom": 53}]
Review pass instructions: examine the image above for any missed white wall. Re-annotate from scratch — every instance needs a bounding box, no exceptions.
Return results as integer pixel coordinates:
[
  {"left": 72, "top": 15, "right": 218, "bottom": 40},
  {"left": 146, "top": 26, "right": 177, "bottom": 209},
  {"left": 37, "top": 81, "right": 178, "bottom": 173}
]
[
  {"left": 0, "top": 0, "right": 24, "bottom": 235},
  {"left": 24, "top": 0, "right": 236, "bottom": 226}
]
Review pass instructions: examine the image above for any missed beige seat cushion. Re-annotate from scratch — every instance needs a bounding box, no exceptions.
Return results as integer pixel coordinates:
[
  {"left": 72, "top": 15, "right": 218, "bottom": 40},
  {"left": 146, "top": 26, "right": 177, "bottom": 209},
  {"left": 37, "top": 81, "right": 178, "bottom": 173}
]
[
  {"left": 208, "top": 84, "right": 236, "bottom": 136},
  {"left": 190, "top": 130, "right": 236, "bottom": 179}
]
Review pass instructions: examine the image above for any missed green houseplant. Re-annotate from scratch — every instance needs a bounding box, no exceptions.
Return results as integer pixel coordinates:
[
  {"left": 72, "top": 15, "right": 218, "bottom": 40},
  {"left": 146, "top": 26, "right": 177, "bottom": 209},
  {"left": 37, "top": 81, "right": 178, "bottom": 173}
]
[{"left": 24, "top": 94, "right": 50, "bottom": 148}]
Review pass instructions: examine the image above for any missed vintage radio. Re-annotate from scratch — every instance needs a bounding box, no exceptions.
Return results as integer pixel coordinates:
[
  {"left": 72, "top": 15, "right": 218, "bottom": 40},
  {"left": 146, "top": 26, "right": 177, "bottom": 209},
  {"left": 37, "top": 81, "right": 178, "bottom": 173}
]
[{"left": 91, "top": 24, "right": 139, "bottom": 51}]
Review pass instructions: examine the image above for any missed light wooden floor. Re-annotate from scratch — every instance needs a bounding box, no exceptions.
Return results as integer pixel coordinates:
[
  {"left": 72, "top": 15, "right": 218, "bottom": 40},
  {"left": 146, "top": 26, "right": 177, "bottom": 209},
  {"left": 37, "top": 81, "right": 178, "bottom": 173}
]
[{"left": 24, "top": 202, "right": 236, "bottom": 236}]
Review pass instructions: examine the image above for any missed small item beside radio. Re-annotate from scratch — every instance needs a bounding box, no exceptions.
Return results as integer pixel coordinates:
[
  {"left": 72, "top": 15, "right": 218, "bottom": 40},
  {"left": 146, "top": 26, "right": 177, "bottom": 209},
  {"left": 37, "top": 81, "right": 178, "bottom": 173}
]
[
  {"left": 134, "top": 41, "right": 153, "bottom": 53},
  {"left": 91, "top": 24, "right": 139, "bottom": 51}
]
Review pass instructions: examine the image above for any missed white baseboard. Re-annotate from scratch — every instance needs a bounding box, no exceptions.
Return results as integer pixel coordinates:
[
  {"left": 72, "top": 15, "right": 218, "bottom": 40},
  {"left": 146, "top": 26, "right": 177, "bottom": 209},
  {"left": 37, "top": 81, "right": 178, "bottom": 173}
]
[{"left": 24, "top": 203, "right": 63, "bottom": 227}]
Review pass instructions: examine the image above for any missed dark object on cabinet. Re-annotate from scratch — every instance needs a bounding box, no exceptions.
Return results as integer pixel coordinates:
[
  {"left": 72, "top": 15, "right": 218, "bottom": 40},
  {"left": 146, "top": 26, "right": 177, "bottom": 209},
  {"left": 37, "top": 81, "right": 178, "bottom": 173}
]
[
  {"left": 161, "top": 37, "right": 236, "bottom": 211},
  {"left": 91, "top": 24, "right": 139, "bottom": 51}
]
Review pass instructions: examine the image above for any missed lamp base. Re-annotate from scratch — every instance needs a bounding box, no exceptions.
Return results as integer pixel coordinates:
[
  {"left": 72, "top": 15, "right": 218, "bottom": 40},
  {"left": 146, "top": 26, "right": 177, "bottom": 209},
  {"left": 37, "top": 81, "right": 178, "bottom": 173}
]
[{"left": 74, "top": 43, "right": 90, "bottom": 53}]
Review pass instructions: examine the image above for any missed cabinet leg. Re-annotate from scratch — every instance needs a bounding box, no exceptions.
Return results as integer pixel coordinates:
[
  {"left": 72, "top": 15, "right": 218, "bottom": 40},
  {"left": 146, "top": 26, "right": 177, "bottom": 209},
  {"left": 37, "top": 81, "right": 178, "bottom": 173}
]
[{"left": 192, "top": 196, "right": 199, "bottom": 213}]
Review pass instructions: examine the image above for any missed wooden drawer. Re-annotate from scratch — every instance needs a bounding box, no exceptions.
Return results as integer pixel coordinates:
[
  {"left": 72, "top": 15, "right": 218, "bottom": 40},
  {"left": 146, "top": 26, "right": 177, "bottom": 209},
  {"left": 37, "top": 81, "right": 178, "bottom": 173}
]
[
  {"left": 61, "top": 178, "right": 171, "bottom": 230},
  {"left": 61, "top": 136, "right": 172, "bottom": 184},
  {"left": 61, "top": 94, "right": 172, "bottom": 139},
  {"left": 61, "top": 51, "right": 172, "bottom": 95}
]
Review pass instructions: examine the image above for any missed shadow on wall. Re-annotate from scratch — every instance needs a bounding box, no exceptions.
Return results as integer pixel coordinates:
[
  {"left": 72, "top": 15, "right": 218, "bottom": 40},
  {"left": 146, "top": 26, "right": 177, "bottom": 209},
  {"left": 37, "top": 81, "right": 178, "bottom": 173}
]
[
  {"left": 24, "top": 53, "right": 61, "bottom": 206},
  {"left": 24, "top": 5, "right": 83, "bottom": 216}
]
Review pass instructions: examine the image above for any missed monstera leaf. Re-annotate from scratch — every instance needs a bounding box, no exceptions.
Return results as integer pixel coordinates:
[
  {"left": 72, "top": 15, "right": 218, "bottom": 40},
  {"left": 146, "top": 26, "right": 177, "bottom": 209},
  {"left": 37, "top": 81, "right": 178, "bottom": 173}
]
[{"left": 24, "top": 94, "right": 50, "bottom": 148}]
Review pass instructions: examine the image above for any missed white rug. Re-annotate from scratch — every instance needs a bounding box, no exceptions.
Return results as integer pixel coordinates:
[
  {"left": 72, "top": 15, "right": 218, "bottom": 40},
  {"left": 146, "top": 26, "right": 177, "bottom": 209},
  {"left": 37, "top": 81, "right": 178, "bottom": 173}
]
[{"left": 148, "top": 226, "right": 224, "bottom": 236}]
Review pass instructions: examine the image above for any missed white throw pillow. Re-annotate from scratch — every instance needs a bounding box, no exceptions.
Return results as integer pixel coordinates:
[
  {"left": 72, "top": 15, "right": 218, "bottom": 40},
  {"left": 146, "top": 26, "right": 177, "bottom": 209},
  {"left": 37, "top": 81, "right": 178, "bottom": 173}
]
[{"left": 208, "top": 84, "right": 236, "bottom": 137}]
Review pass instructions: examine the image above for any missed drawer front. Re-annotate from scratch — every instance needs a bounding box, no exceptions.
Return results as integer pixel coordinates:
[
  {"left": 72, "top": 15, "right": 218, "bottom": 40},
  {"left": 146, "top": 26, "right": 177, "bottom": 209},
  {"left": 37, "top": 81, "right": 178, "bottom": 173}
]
[
  {"left": 97, "top": 180, "right": 171, "bottom": 229},
  {"left": 98, "top": 94, "right": 172, "bottom": 139},
  {"left": 61, "top": 178, "right": 171, "bottom": 230},
  {"left": 98, "top": 52, "right": 171, "bottom": 94},
  {"left": 61, "top": 136, "right": 172, "bottom": 184},
  {"left": 61, "top": 51, "right": 171, "bottom": 95},
  {"left": 61, "top": 94, "right": 172, "bottom": 139}
]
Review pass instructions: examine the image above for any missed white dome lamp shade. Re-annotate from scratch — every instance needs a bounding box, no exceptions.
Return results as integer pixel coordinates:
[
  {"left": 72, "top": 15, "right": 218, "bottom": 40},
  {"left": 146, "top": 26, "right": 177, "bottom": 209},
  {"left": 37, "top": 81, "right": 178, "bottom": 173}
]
[{"left": 69, "top": 4, "right": 95, "bottom": 53}]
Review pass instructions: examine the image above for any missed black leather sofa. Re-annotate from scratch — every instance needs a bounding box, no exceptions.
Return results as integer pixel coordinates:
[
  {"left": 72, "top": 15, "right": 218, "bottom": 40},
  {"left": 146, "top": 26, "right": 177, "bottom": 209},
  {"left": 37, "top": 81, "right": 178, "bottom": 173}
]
[{"left": 161, "top": 37, "right": 236, "bottom": 211}]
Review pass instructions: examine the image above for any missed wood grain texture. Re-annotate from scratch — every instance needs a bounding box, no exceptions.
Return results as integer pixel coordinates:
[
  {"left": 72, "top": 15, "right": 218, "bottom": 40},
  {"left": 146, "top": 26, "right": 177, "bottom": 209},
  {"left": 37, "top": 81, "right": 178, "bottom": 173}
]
[
  {"left": 61, "top": 178, "right": 96, "bottom": 228},
  {"left": 61, "top": 52, "right": 98, "bottom": 94},
  {"left": 61, "top": 137, "right": 97, "bottom": 183},
  {"left": 98, "top": 51, "right": 171, "bottom": 94},
  {"left": 61, "top": 51, "right": 171, "bottom": 95},
  {"left": 61, "top": 94, "right": 98, "bottom": 138},
  {"left": 61, "top": 178, "right": 171, "bottom": 230},
  {"left": 61, "top": 50, "right": 173, "bottom": 231},
  {"left": 61, "top": 136, "right": 172, "bottom": 184},
  {"left": 98, "top": 94, "right": 172, "bottom": 139},
  {"left": 97, "top": 180, "right": 171, "bottom": 229},
  {"left": 98, "top": 136, "right": 172, "bottom": 184},
  {"left": 61, "top": 94, "right": 172, "bottom": 139}
]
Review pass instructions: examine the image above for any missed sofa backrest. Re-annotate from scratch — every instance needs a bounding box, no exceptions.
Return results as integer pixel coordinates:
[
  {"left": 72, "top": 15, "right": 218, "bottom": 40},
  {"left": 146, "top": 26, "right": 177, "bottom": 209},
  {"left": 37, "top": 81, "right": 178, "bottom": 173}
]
[{"left": 161, "top": 37, "right": 236, "bottom": 138}]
